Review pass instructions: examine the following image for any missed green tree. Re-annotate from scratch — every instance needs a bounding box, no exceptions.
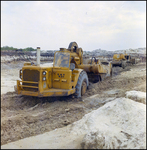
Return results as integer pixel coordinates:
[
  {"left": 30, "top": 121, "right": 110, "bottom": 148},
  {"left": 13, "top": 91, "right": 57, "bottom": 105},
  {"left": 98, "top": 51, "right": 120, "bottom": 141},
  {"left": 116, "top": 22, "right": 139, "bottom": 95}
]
[
  {"left": 1, "top": 46, "right": 17, "bottom": 51},
  {"left": 1, "top": 46, "right": 36, "bottom": 51}
]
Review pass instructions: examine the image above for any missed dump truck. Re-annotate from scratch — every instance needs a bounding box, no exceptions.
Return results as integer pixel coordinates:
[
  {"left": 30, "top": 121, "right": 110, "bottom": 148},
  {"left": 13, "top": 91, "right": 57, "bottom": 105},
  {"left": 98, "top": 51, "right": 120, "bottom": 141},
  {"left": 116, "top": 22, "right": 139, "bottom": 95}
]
[
  {"left": 14, "top": 42, "right": 112, "bottom": 98},
  {"left": 111, "top": 51, "right": 135, "bottom": 69}
]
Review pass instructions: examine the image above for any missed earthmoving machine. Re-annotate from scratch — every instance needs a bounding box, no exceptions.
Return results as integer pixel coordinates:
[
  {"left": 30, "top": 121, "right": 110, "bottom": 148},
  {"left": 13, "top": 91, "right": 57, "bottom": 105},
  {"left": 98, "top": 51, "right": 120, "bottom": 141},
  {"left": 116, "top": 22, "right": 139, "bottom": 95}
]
[
  {"left": 14, "top": 42, "right": 112, "bottom": 97},
  {"left": 111, "top": 51, "right": 135, "bottom": 69}
]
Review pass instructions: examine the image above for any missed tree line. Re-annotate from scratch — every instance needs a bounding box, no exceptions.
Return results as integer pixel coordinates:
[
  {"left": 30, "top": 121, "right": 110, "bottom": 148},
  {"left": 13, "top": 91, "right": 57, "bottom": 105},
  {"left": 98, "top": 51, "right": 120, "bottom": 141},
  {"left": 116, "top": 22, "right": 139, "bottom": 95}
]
[{"left": 1, "top": 46, "right": 36, "bottom": 51}]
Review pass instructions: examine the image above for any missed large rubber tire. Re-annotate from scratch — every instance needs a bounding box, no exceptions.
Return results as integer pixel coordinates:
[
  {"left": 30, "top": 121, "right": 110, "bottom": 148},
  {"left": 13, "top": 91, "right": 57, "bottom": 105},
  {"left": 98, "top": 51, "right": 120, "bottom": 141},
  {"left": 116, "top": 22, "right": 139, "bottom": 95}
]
[{"left": 75, "top": 71, "right": 89, "bottom": 98}]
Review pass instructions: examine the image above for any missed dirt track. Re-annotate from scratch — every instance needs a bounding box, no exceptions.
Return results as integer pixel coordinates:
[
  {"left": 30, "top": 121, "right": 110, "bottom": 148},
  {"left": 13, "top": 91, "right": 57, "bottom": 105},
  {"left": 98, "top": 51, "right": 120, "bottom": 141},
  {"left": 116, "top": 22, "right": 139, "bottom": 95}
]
[{"left": 1, "top": 62, "right": 146, "bottom": 145}]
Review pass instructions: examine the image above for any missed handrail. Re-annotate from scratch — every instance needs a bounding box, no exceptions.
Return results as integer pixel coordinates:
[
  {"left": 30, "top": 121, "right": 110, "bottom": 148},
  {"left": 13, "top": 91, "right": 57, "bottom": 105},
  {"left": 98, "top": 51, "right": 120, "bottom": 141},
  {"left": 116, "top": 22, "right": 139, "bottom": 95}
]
[
  {"left": 19, "top": 81, "right": 38, "bottom": 84},
  {"left": 19, "top": 85, "right": 38, "bottom": 88},
  {"left": 18, "top": 80, "right": 39, "bottom": 89}
]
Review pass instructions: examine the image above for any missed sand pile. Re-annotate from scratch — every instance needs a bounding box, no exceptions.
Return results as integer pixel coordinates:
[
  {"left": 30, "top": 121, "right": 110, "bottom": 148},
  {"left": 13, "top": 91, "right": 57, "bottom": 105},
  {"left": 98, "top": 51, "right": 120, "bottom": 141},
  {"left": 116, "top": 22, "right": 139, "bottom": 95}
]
[
  {"left": 79, "top": 97, "right": 146, "bottom": 149},
  {"left": 125, "top": 90, "right": 146, "bottom": 104}
]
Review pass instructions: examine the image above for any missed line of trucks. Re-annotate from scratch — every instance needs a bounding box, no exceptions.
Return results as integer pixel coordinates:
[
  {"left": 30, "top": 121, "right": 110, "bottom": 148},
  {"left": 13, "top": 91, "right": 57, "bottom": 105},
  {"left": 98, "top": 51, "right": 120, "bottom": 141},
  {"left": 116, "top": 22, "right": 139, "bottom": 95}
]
[{"left": 14, "top": 42, "right": 136, "bottom": 98}]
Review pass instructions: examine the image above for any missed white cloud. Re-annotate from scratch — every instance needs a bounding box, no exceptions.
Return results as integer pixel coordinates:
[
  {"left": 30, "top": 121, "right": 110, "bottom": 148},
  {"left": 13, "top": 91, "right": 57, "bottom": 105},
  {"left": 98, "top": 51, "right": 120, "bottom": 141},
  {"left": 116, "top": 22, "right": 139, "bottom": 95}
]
[{"left": 1, "top": 1, "right": 146, "bottom": 51}]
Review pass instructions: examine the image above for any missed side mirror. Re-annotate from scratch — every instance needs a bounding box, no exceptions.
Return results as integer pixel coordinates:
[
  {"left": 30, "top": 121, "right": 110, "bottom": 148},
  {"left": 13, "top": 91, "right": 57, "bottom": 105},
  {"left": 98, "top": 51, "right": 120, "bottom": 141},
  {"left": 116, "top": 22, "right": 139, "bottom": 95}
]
[{"left": 70, "top": 63, "right": 75, "bottom": 70}]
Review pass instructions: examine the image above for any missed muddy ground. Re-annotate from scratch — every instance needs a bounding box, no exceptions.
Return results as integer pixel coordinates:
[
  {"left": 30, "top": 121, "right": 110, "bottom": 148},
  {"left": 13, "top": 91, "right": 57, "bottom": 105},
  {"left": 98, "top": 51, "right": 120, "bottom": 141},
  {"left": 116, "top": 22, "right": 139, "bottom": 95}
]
[{"left": 1, "top": 61, "right": 146, "bottom": 145}]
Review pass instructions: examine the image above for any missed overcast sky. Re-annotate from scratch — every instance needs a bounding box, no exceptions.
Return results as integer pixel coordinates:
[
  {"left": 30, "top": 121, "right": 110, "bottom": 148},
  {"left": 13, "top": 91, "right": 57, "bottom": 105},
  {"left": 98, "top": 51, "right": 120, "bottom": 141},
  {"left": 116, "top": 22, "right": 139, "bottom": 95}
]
[{"left": 1, "top": 1, "right": 146, "bottom": 51}]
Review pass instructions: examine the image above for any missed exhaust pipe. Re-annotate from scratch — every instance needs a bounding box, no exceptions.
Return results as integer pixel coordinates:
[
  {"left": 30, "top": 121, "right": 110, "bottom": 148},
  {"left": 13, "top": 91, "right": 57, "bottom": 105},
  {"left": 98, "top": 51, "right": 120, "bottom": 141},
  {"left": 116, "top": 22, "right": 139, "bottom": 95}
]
[{"left": 37, "top": 47, "right": 40, "bottom": 66}]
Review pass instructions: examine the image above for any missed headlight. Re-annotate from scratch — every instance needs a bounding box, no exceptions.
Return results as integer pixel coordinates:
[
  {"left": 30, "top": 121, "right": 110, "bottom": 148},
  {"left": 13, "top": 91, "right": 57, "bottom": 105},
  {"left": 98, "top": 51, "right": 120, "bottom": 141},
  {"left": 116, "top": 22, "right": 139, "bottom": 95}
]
[
  {"left": 43, "top": 77, "right": 46, "bottom": 81},
  {"left": 43, "top": 71, "right": 46, "bottom": 75},
  {"left": 20, "top": 75, "right": 22, "bottom": 79},
  {"left": 20, "top": 70, "right": 22, "bottom": 73}
]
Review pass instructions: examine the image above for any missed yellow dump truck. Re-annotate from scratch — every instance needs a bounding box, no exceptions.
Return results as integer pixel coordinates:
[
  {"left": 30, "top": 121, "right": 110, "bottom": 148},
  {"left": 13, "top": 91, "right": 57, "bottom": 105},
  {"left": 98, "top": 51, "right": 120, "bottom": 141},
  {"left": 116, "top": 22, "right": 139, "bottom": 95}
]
[
  {"left": 14, "top": 42, "right": 112, "bottom": 97},
  {"left": 112, "top": 52, "right": 135, "bottom": 69}
]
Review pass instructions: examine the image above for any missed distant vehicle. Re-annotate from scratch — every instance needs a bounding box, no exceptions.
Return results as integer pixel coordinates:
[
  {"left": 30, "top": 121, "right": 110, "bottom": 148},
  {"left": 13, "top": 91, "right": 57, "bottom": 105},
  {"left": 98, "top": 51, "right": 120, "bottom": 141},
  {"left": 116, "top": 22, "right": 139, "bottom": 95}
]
[{"left": 111, "top": 51, "right": 136, "bottom": 69}]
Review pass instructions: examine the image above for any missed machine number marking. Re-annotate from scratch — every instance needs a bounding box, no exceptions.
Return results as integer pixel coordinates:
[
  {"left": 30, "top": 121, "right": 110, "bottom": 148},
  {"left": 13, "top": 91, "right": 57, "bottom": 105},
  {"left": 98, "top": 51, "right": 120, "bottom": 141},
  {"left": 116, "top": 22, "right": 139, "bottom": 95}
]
[{"left": 57, "top": 73, "right": 65, "bottom": 78}]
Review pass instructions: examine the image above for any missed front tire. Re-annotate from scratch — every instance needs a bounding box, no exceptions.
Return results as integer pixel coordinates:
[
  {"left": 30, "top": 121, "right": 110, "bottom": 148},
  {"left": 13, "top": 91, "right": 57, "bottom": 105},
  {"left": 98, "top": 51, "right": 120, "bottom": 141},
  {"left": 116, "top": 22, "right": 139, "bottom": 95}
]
[{"left": 75, "top": 71, "right": 89, "bottom": 98}]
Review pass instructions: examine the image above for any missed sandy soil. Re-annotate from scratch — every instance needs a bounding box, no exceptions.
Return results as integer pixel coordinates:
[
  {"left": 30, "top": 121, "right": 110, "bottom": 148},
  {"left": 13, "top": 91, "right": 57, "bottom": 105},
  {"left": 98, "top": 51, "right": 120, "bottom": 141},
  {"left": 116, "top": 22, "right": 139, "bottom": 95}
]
[{"left": 1, "top": 61, "right": 146, "bottom": 146}]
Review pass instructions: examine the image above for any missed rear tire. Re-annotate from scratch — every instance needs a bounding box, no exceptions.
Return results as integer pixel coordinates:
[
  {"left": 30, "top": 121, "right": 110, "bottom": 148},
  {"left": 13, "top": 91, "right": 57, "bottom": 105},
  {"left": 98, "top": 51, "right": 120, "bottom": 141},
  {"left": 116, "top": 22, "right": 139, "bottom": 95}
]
[{"left": 75, "top": 71, "right": 89, "bottom": 98}]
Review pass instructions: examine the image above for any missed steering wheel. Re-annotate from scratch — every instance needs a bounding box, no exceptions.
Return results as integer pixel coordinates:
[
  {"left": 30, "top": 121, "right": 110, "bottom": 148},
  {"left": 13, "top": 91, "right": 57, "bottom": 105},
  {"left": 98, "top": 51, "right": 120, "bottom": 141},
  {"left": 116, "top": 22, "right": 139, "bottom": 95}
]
[{"left": 91, "top": 57, "right": 96, "bottom": 64}]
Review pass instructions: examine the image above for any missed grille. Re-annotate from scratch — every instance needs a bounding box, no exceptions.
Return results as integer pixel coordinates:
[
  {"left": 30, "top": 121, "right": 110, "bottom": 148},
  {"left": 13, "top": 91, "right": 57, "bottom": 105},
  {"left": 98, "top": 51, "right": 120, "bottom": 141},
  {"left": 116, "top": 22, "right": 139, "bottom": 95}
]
[{"left": 23, "top": 69, "right": 39, "bottom": 92}]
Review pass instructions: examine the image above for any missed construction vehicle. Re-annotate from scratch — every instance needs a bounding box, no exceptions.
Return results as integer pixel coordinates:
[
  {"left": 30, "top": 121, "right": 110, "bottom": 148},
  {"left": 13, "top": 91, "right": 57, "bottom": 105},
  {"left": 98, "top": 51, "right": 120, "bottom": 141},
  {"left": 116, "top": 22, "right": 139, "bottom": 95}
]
[
  {"left": 14, "top": 42, "right": 112, "bottom": 98},
  {"left": 111, "top": 51, "right": 135, "bottom": 69}
]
